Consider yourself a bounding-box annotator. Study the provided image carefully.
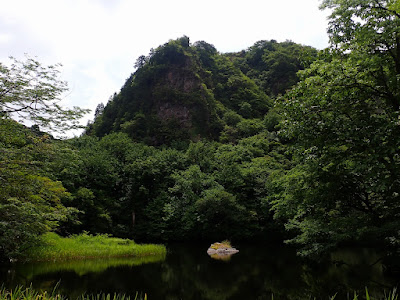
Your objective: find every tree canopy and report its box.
[0,56,89,261]
[0,56,89,133]
[270,0,400,255]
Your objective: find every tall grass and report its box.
[0,285,147,300]
[25,232,166,261]
[1,286,398,300]
[0,285,63,300]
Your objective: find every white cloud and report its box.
[0,33,13,44]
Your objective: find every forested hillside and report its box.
[86,37,315,145]
[77,37,315,242]
[66,38,312,242]
[1,0,399,262]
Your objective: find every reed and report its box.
[328,288,397,300]
[78,292,146,300]
[0,285,63,300]
[25,232,166,261]
[0,285,147,300]
[0,285,397,300]
[270,288,398,300]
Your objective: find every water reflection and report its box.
[208,253,235,261]
[14,254,167,279]
[0,244,398,300]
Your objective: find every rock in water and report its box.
[207,242,239,259]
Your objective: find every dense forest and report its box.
[1,0,400,262]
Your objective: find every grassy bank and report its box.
[25,232,166,261]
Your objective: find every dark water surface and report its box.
[1,243,399,299]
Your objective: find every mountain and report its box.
[87,36,317,145]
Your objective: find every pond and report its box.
[1,243,399,299]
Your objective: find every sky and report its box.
[0,0,330,137]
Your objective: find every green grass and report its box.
[329,288,398,300]
[0,285,63,300]
[0,285,147,300]
[25,232,166,261]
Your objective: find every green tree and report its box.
[0,56,89,261]
[230,40,318,96]
[194,187,248,240]
[124,146,188,240]
[273,0,400,255]
[0,56,89,133]
[0,119,77,260]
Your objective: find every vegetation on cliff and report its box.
[86,36,313,145]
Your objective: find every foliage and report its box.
[5,17,400,261]
[76,37,305,245]
[229,40,318,96]
[0,119,77,261]
[0,56,89,133]
[272,0,400,255]
[88,37,297,144]
[88,38,225,144]
[73,38,299,245]
[50,127,289,243]
[0,55,89,261]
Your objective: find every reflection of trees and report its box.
[2,244,395,299]
[159,244,312,300]
[274,248,391,300]
[159,244,253,300]
[157,245,393,300]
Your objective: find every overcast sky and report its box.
[0,0,330,136]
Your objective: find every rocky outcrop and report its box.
[207,247,239,255]
[157,103,192,128]
[207,242,239,259]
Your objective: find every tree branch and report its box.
[372,0,400,19]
